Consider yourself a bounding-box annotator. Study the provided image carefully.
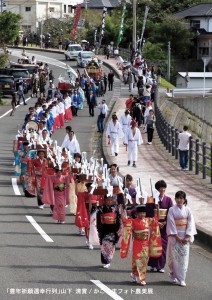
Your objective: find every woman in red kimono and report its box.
[42,167,70,223]
[120,205,162,286]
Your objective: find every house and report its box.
[4,0,84,33]
[173,3,212,60]
[176,72,212,88]
[81,0,120,10]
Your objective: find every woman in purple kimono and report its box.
[148,180,173,272]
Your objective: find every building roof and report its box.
[173,3,212,18]
[178,72,212,78]
[81,0,120,9]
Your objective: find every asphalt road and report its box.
[0,50,211,300]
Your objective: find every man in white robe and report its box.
[61,131,80,156]
[106,113,124,156]
[124,119,143,167]
[120,109,132,143]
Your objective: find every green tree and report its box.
[0,11,21,47]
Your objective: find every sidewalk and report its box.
[100,56,212,249]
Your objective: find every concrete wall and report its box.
[176,76,212,88]
[158,95,212,143]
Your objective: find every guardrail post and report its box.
[171,126,175,156]
[202,142,206,179]
[166,122,169,150]
[195,139,199,175]
[189,136,193,171]
[175,129,179,159]
[211,145,212,184]
[168,125,171,153]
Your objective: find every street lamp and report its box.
[201,57,210,98]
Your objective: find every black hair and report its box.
[74,152,82,162]
[155,180,167,191]
[183,125,188,131]
[109,164,119,172]
[66,126,72,132]
[125,174,133,181]
[175,190,187,206]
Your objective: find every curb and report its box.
[196,226,212,249]
[9,45,63,55]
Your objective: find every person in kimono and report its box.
[108,164,124,204]
[64,93,73,122]
[120,204,162,286]
[96,195,121,269]
[106,112,124,156]
[124,119,143,167]
[42,167,70,223]
[166,190,197,287]
[29,149,47,208]
[120,109,132,144]
[148,180,173,273]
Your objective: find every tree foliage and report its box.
[0,11,21,47]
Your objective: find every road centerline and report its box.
[11,178,21,195]
[26,215,54,243]
[0,97,31,119]
[90,280,124,300]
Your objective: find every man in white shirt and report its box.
[178,126,191,170]
[97,100,108,133]
[61,131,80,156]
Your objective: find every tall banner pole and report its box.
[117,3,126,46]
[72,4,82,38]
[99,7,107,49]
[139,5,149,51]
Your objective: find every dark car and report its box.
[0,68,30,91]
[10,63,39,75]
[0,75,16,95]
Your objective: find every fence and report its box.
[154,95,212,183]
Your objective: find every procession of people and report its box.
[12,52,197,289]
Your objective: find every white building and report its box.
[5,0,84,33]
[176,72,212,88]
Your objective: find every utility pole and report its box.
[133,0,137,51]
[167,41,171,82]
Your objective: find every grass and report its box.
[159,78,175,89]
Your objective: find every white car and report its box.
[64,44,83,60]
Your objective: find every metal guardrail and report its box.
[154,94,212,183]
[171,88,212,97]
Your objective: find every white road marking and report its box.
[26,215,54,243]
[90,280,124,300]
[11,178,21,195]
[0,97,31,119]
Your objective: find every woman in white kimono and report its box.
[120,109,132,144]
[166,191,197,287]
[124,119,143,167]
[106,113,124,156]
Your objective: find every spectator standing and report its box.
[156,66,162,83]
[145,109,156,144]
[17,82,27,105]
[108,70,114,91]
[97,100,108,133]
[178,126,191,171]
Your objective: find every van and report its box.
[64,44,83,60]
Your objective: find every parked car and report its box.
[0,75,16,95]
[10,63,39,75]
[77,51,96,67]
[64,44,83,60]
[0,68,30,91]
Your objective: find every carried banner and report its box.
[117,3,126,46]
[99,7,107,47]
[138,6,150,50]
[72,4,82,38]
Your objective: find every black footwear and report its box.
[24,103,27,105]
[115,152,118,156]
[132,163,136,168]
[128,161,130,166]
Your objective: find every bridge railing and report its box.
[154,93,212,183]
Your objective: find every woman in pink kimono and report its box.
[42,167,70,223]
[166,191,197,287]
